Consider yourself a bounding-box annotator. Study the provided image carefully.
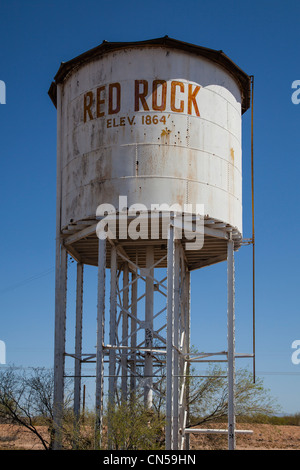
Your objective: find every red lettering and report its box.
[152,80,167,111]
[188,84,200,116]
[135,80,149,111]
[96,86,105,118]
[83,91,94,122]
[108,83,121,115]
[170,81,184,113]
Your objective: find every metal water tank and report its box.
[49,37,250,267]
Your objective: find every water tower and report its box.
[49,37,253,450]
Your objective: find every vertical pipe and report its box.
[121,262,129,403]
[251,75,256,383]
[74,262,83,421]
[144,246,154,408]
[82,384,86,422]
[227,238,236,450]
[95,238,106,447]
[166,223,175,450]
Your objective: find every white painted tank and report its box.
[49,37,250,240]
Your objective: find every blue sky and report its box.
[0,0,300,414]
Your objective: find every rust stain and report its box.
[230,147,235,162]
[161,127,171,137]
[161,127,172,147]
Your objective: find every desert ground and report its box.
[188,422,300,450]
[1,423,300,450]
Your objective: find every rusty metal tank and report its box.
[49,37,250,267]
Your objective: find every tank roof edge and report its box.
[48,36,251,113]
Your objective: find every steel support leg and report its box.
[121,262,129,403]
[173,241,180,449]
[95,238,106,447]
[179,257,190,451]
[107,244,117,449]
[130,270,137,401]
[166,224,175,450]
[53,243,68,450]
[144,246,154,408]
[227,238,236,450]
[184,270,191,451]
[108,245,117,407]
[73,262,83,448]
[74,262,83,421]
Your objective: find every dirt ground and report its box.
[0,424,49,450]
[1,423,300,450]
[188,422,300,450]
